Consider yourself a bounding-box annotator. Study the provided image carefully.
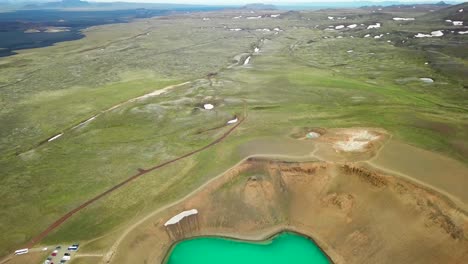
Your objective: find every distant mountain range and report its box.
[0,0,465,11]
[1,0,230,10]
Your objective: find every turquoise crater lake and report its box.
[165,232,331,264]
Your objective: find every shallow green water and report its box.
[166,232,330,264]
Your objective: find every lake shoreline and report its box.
[161,228,337,264]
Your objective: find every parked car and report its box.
[55,246,61,250]
[64,253,70,256]
[51,252,57,257]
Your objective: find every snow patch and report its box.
[328,16,334,20]
[335,25,345,29]
[415,31,443,38]
[393,17,415,21]
[415,33,432,38]
[347,24,357,28]
[419,78,434,83]
[452,21,463,26]
[227,117,238,124]
[164,209,198,226]
[203,104,214,110]
[367,23,381,29]
[48,133,63,142]
[458,31,468,35]
[244,56,251,65]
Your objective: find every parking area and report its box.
[43,244,79,264]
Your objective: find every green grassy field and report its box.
[0,4,467,259]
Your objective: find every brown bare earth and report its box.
[109,156,468,264]
[7,127,467,264]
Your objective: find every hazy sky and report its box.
[87,0,444,5]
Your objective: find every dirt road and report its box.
[24,116,245,250]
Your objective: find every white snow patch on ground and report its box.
[415,31,443,38]
[72,115,97,129]
[347,24,357,28]
[393,17,415,21]
[271,14,281,18]
[230,28,242,31]
[48,133,63,142]
[334,130,380,152]
[244,56,251,65]
[364,34,371,38]
[367,23,381,29]
[164,209,198,226]
[374,34,383,39]
[347,50,353,53]
[335,25,345,29]
[459,31,468,35]
[445,19,452,22]
[459,8,464,12]
[420,78,434,83]
[254,47,260,53]
[328,16,334,20]
[453,21,463,26]
[415,33,432,38]
[247,16,261,20]
[227,117,238,124]
[203,104,214,110]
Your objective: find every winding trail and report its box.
[24,115,245,250]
